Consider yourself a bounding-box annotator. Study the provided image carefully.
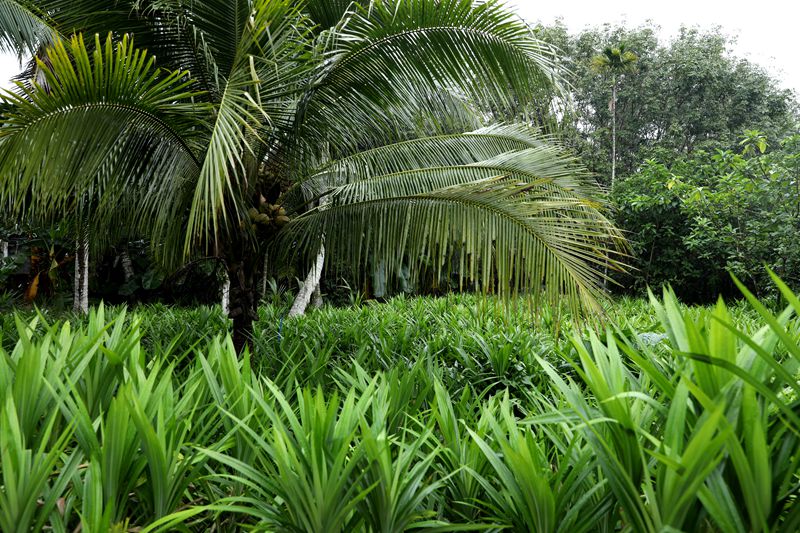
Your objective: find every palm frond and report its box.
[138,0,254,88]
[322,149,598,207]
[0,0,57,57]
[299,0,565,155]
[279,176,626,314]
[304,0,357,31]
[591,43,638,75]
[3,0,147,56]
[300,124,557,188]
[290,125,600,220]
[296,86,487,165]
[0,33,205,256]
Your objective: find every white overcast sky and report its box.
[0,1,797,94]
[509,0,799,94]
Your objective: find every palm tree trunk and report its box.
[288,243,325,318]
[611,76,617,188]
[73,231,89,314]
[603,76,618,290]
[221,267,231,316]
[373,259,388,298]
[225,257,259,352]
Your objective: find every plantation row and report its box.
[1,277,799,532]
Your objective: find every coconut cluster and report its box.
[243,197,290,231]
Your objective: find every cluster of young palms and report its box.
[0,0,626,342]
[1,272,798,531]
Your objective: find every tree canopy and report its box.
[537,22,798,183]
[0,0,626,334]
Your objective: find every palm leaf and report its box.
[298,124,558,189]
[318,147,600,206]
[299,0,565,156]
[280,176,625,314]
[304,0,357,31]
[0,0,57,57]
[0,34,205,257]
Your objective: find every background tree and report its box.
[533,21,798,299]
[536,22,797,183]
[0,0,626,346]
[591,42,638,186]
[611,132,800,300]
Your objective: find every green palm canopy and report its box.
[591,43,638,75]
[0,0,627,338]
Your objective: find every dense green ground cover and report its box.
[1,282,798,531]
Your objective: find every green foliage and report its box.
[612,133,800,300]
[536,22,797,183]
[3,276,799,531]
[1,303,230,352]
[0,0,56,57]
[0,0,626,322]
[590,43,638,76]
[253,294,570,396]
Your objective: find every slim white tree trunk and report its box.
[1,240,7,259]
[311,284,323,309]
[260,252,269,300]
[221,268,231,316]
[611,76,617,188]
[603,77,618,290]
[73,242,79,311]
[73,232,89,314]
[288,244,325,318]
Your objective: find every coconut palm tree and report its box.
[0,0,626,345]
[591,42,638,187]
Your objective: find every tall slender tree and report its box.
[591,42,638,186]
[0,0,626,346]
